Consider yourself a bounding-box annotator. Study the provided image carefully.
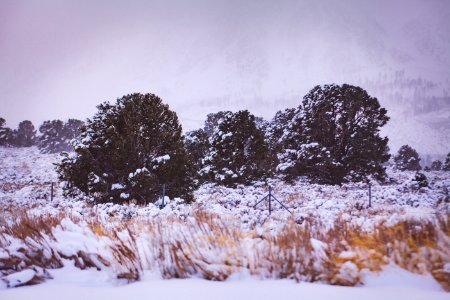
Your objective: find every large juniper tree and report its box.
[38,119,84,153]
[56,93,194,204]
[38,120,65,153]
[14,120,37,147]
[394,145,422,171]
[200,110,272,186]
[277,84,390,184]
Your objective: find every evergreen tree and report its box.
[200,110,272,187]
[38,120,65,153]
[394,145,422,171]
[184,129,209,178]
[0,117,12,146]
[443,153,450,171]
[430,160,442,171]
[38,119,85,153]
[265,108,295,162]
[204,111,229,138]
[277,84,390,184]
[56,93,194,204]
[63,119,85,142]
[14,120,37,147]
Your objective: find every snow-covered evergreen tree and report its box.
[443,152,450,171]
[184,128,209,181]
[394,145,422,171]
[64,119,85,142]
[38,119,84,154]
[0,117,12,146]
[38,120,65,153]
[430,160,442,171]
[13,120,37,147]
[204,111,229,138]
[56,93,194,204]
[277,84,390,184]
[200,110,272,186]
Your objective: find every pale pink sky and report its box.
[1,0,449,138]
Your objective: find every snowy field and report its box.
[1,263,448,300]
[0,147,449,298]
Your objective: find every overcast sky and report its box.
[1,0,449,141]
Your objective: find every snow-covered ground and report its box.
[0,147,449,298]
[1,147,448,229]
[1,262,448,300]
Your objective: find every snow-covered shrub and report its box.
[276,84,390,184]
[56,93,194,204]
[394,145,422,171]
[414,172,429,189]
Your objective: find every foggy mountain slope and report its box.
[169,0,450,156]
[0,0,449,156]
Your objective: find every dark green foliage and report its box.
[38,119,84,154]
[38,120,65,153]
[265,108,295,167]
[430,160,442,171]
[394,145,422,171]
[204,111,229,138]
[200,110,272,187]
[184,129,209,179]
[443,153,450,171]
[64,119,85,141]
[277,84,390,184]
[0,117,12,146]
[56,93,194,204]
[414,172,428,189]
[13,120,37,147]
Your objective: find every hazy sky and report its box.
[1,0,449,144]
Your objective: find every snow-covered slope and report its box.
[1,147,448,229]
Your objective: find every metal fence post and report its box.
[50,182,54,202]
[162,183,166,207]
[368,184,372,208]
[268,186,272,215]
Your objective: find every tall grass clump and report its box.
[1,207,449,290]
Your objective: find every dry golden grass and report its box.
[1,207,449,290]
